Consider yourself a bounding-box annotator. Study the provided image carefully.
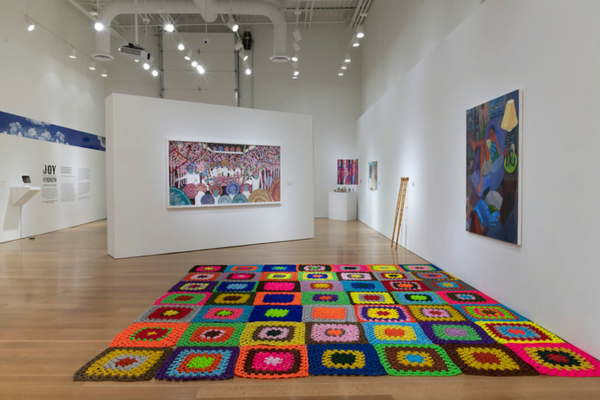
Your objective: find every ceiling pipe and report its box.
[94,0,288,62]
[192,0,288,61]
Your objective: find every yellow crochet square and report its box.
[322,349,366,370]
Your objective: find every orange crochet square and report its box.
[109,323,189,347]
[312,307,347,320]
[235,345,309,379]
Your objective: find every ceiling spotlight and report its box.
[344,52,351,63]
[293,28,302,42]
[243,61,251,76]
[227,15,239,32]
[25,16,35,31]
[89,61,96,70]
[143,62,150,70]
[239,50,248,61]
[233,41,244,52]
[292,76,298,80]
[164,23,175,33]
[292,42,300,52]
[101,68,108,77]
[341,65,347,70]
[191,60,198,68]
[293,70,299,77]
[356,26,365,39]
[196,65,205,74]
[291,52,299,62]
[184,50,192,61]
[152,69,159,77]
[94,21,104,31]
[177,43,185,51]
[69,47,77,59]
[338,71,344,76]
[351,37,360,47]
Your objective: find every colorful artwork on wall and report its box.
[337,159,358,185]
[168,141,281,207]
[369,161,378,190]
[466,90,521,244]
[0,110,105,151]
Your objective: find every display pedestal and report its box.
[328,192,357,221]
[11,186,41,206]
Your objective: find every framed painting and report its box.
[466,90,522,244]
[369,161,378,190]
[337,159,358,185]
[168,140,281,207]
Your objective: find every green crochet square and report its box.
[301,291,350,305]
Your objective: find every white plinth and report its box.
[11,186,41,206]
[328,192,357,221]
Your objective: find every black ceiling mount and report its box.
[242,31,253,51]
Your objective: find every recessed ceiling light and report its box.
[177,43,185,51]
[151,69,159,77]
[94,21,104,31]
[356,26,364,39]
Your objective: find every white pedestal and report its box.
[11,186,41,206]
[328,192,357,221]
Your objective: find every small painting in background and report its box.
[337,159,358,185]
[466,89,521,244]
[369,161,378,190]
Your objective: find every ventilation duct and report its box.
[93,0,288,62]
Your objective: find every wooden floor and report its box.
[1,219,599,399]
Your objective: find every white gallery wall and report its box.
[357,0,600,358]
[0,0,107,243]
[250,24,361,217]
[107,93,314,258]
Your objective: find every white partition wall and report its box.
[106,94,314,258]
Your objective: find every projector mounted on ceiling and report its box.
[118,43,153,63]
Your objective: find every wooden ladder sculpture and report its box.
[391,177,409,249]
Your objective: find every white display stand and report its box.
[328,192,358,221]
[11,186,41,206]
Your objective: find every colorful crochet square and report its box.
[135,306,201,323]
[249,306,304,322]
[363,322,431,345]
[401,264,441,272]
[420,321,496,345]
[308,344,386,376]
[219,272,261,281]
[413,271,457,280]
[354,305,416,323]
[169,281,218,293]
[155,347,239,380]
[374,344,461,376]
[349,292,396,305]
[392,291,445,305]
[337,272,375,281]
[225,265,263,272]
[301,291,350,305]
[73,347,172,381]
[177,323,245,347]
[254,292,302,306]
[341,281,386,292]
[305,322,367,345]
[154,292,210,306]
[214,281,257,292]
[374,272,415,281]
[188,265,226,273]
[442,344,539,376]
[504,343,600,377]
[300,280,344,292]
[476,321,564,344]
[437,290,498,305]
[192,306,252,323]
[303,305,357,322]
[206,292,256,306]
[263,264,297,272]
[369,264,401,272]
[408,305,466,322]
[332,264,371,272]
[259,272,299,281]
[298,264,333,272]
[256,281,301,292]
[456,304,526,322]
[235,345,309,379]
[381,280,430,292]
[425,279,476,291]
[298,272,337,281]
[110,323,189,347]
[239,321,305,346]
[182,272,220,281]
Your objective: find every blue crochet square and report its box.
[263,264,297,272]
[214,281,257,292]
[341,281,386,292]
[248,306,303,322]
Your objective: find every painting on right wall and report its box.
[466,90,522,245]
